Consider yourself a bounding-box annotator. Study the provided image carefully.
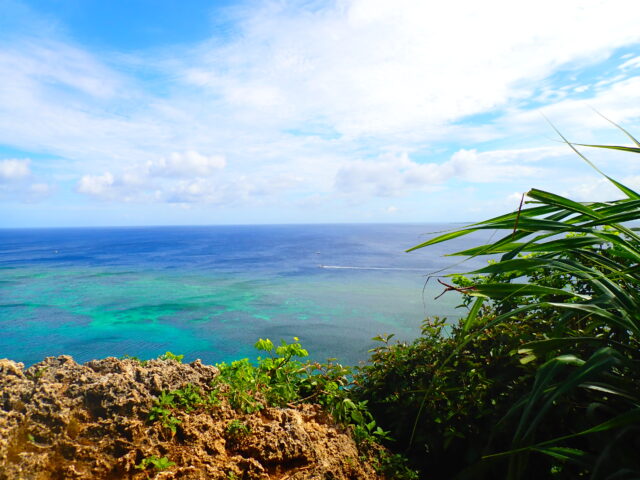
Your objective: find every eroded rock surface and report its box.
[0,356,381,479]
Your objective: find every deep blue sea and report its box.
[0,224,488,367]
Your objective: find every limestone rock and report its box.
[0,356,381,479]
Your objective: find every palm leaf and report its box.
[407,126,640,477]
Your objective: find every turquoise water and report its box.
[0,224,485,366]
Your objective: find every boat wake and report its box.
[319,265,425,271]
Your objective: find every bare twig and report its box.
[434,278,477,300]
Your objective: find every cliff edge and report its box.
[0,356,383,479]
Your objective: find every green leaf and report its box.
[592,110,640,147]
[526,188,601,219]
[531,446,587,463]
[406,228,476,252]
[462,297,484,333]
[471,283,589,300]
[574,143,640,154]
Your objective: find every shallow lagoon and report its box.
[0,224,488,366]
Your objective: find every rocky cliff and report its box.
[0,356,383,479]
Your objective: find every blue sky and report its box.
[1,0,640,227]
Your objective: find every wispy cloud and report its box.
[0,0,639,225]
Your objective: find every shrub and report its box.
[212,337,354,414]
[214,337,419,479]
[355,317,542,477]
[356,124,640,478]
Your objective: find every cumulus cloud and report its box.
[2,0,640,222]
[0,159,30,181]
[164,178,226,204]
[77,172,114,196]
[147,151,226,178]
[0,158,54,202]
[335,154,448,197]
[144,172,304,206]
[76,150,229,202]
[335,147,554,197]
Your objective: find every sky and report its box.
[1,0,640,227]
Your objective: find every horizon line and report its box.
[0,220,475,230]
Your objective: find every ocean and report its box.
[0,224,489,367]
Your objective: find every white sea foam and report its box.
[319,265,425,271]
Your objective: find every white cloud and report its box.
[147,151,226,178]
[506,192,526,204]
[335,147,554,197]
[1,0,640,222]
[449,149,545,183]
[0,159,54,202]
[335,153,450,197]
[0,159,30,181]
[0,39,125,100]
[75,150,228,201]
[178,0,640,138]
[619,56,640,70]
[77,172,114,196]
[563,176,640,202]
[499,76,640,139]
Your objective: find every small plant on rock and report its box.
[213,337,419,477]
[148,383,219,432]
[172,383,204,412]
[158,351,184,363]
[225,419,251,441]
[148,391,181,433]
[135,455,175,472]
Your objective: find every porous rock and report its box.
[0,356,381,479]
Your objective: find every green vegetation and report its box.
[158,351,184,363]
[25,366,47,381]
[371,451,420,480]
[135,455,175,472]
[148,391,181,433]
[214,338,418,478]
[225,419,251,441]
[148,384,217,433]
[121,351,184,366]
[171,383,206,412]
[143,337,418,479]
[141,128,640,478]
[354,124,640,478]
[213,337,354,415]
